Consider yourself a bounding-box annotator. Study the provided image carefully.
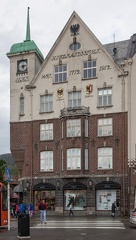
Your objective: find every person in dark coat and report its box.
[111,201,116,217]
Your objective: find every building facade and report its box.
[7,9,133,215]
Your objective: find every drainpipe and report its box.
[122,76,125,215]
[30,89,33,203]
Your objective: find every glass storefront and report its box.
[64,189,87,210]
[34,190,55,210]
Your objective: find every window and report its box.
[98,118,112,136]
[67,119,81,137]
[40,151,53,171]
[20,94,24,115]
[40,95,53,112]
[83,60,96,79]
[98,148,113,169]
[69,42,81,50]
[67,148,81,170]
[68,91,81,108]
[85,119,88,137]
[54,64,67,83]
[98,88,112,107]
[40,123,53,140]
[85,149,88,170]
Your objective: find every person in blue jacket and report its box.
[20,201,27,213]
[28,202,34,218]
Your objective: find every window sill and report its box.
[39,111,54,114]
[97,105,113,109]
[53,81,68,84]
[82,77,97,81]
[19,114,25,117]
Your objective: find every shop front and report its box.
[33,183,55,211]
[95,181,121,212]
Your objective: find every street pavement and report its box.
[0,214,129,240]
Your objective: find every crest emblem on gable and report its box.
[86,84,93,94]
[70,24,80,36]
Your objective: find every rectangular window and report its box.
[98,148,113,169]
[67,119,81,137]
[68,91,81,108]
[40,151,53,171]
[83,60,96,79]
[98,88,112,107]
[98,118,112,136]
[67,148,81,170]
[54,64,67,83]
[40,123,53,140]
[20,96,24,115]
[85,119,88,137]
[40,95,53,112]
[85,149,88,170]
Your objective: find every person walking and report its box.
[28,202,34,218]
[20,201,27,213]
[38,199,48,224]
[111,201,116,217]
[69,203,74,216]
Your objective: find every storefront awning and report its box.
[13,184,23,193]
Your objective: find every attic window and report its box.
[69,42,81,51]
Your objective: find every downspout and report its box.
[30,89,33,203]
[122,75,125,215]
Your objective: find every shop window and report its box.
[64,189,87,211]
[34,190,55,211]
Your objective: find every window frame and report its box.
[83,60,96,79]
[40,151,53,172]
[67,148,81,170]
[67,119,81,137]
[40,123,53,141]
[54,64,67,83]
[98,118,112,136]
[98,147,113,170]
[68,91,81,108]
[98,88,112,107]
[40,94,53,113]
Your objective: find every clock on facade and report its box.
[17,60,27,72]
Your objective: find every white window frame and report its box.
[68,91,81,108]
[98,88,112,107]
[40,151,53,171]
[67,148,81,170]
[98,118,112,136]
[85,149,88,170]
[40,123,53,141]
[54,64,67,83]
[40,95,53,112]
[98,147,113,169]
[67,119,81,137]
[83,60,96,79]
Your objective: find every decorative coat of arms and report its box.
[70,24,80,36]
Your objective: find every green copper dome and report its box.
[7,7,44,60]
[8,40,44,60]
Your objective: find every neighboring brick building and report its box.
[7,9,136,215]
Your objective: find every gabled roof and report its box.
[29,11,124,86]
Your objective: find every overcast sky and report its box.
[0,0,136,154]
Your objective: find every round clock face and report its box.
[18,60,27,72]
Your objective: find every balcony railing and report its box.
[60,106,90,117]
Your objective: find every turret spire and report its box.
[25,7,31,42]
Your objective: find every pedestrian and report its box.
[111,201,116,217]
[28,202,34,218]
[38,199,48,224]
[15,203,20,218]
[20,201,27,213]
[69,203,74,216]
